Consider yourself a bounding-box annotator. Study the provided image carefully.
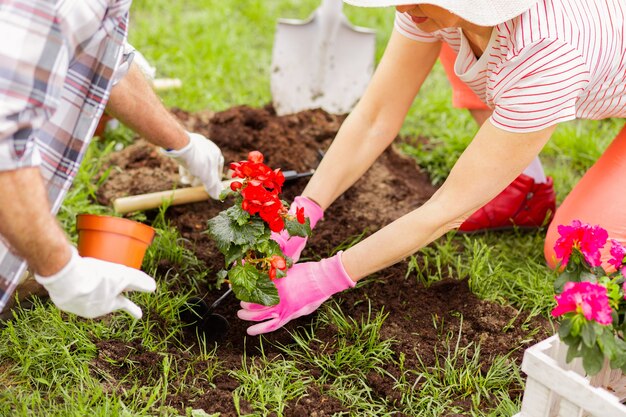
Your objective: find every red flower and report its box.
[240,183,286,232]
[241,184,276,215]
[229,156,284,195]
[248,151,264,164]
[296,207,306,224]
[267,215,285,233]
[230,181,242,191]
[268,255,287,281]
[269,255,287,270]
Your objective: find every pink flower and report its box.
[552,281,613,325]
[608,239,626,270]
[554,220,608,267]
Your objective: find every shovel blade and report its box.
[271,14,376,116]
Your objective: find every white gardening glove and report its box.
[162,132,225,199]
[34,247,157,319]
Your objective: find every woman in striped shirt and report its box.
[238,0,626,335]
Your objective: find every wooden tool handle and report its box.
[113,178,241,214]
[151,78,183,91]
[113,186,210,214]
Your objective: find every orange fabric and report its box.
[544,124,626,270]
[439,43,490,110]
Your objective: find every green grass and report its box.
[1,0,624,415]
[231,351,312,416]
[128,0,395,111]
[395,321,524,416]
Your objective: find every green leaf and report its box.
[229,263,260,293]
[224,244,248,266]
[230,217,267,247]
[207,208,268,255]
[284,217,311,238]
[558,318,574,338]
[598,329,617,359]
[226,202,251,226]
[607,281,621,302]
[218,188,234,201]
[581,343,604,376]
[570,314,584,337]
[611,355,626,369]
[565,340,582,363]
[580,271,599,283]
[247,277,280,306]
[228,263,279,306]
[581,322,597,348]
[590,265,607,278]
[610,339,626,369]
[554,272,573,292]
[615,335,626,350]
[254,238,283,257]
[216,269,228,287]
[207,211,237,252]
[561,333,580,347]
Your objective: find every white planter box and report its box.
[514,335,626,417]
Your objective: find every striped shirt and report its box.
[0,0,131,310]
[395,0,626,132]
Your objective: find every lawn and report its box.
[0,1,624,416]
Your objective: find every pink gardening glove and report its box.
[237,252,355,336]
[271,196,324,263]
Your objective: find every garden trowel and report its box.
[270,0,376,116]
[112,169,314,214]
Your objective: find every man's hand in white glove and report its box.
[162,132,225,199]
[34,247,157,319]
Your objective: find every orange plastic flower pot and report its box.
[76,214,155,269]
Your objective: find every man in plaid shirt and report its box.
[0,1,224,319]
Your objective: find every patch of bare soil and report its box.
[95,105,551,415]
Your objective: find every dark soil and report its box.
[95,105,552,416]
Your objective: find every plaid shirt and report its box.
[0,0,132,310]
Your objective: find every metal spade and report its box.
[270,0,376,116]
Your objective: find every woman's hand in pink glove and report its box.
[237,251,355,336]
[271,196,323,263]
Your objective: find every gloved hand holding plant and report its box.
[207,151,312,306]
[237,252,356,335]
[270,195,324,263]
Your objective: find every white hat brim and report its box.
[343,0,541,26]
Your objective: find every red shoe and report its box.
[458,174,556,233]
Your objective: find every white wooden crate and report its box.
[514,335,626,417]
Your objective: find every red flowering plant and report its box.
[551,220,626,375]
[206,151,311,306]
